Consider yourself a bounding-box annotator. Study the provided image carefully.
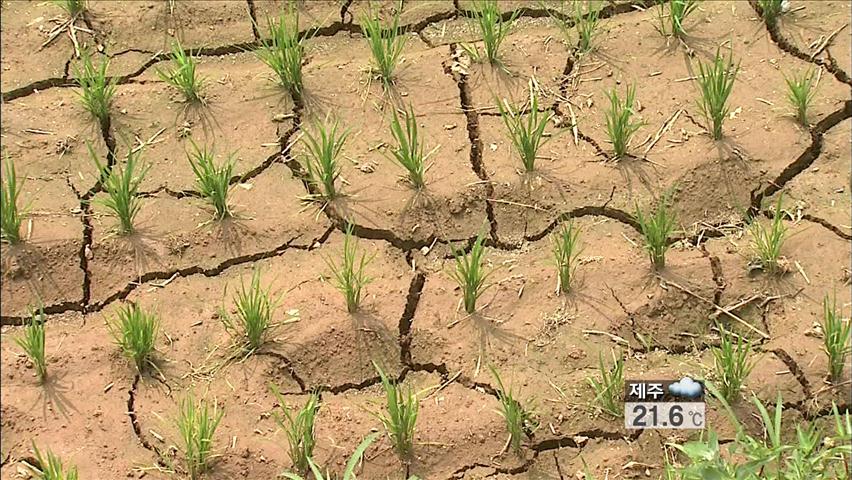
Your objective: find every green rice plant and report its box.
[634,194,676,270]
[281,432,380,480]
[361,6,408,88]
[15,307,47,383]
[1,156,24,244]
[497,81,553,173]
[157,41,206,104]
[694,47,739,140]
[106,302,159,373]
[187,141,234,220]
[587,350,623,417]
[270,385,319,475]
[822,294,851,384]
[74,48,116,128]
[656,0,699,39]
[90,144,149,235]
[461,0,520,66]
[603,84,643,159]
[552,221,581,294]
[490,366,537,455]
[373,362,418,459]
[177,393,224,480]
[388,105,433,190]
[572,1,602,53]
[28,442,78,480]
[302,119,349,203]
[757,0,785,23]
[256,8,307,101]
[711,325,755,403]
[749,194,787,275]
[220,270,280,353]
[51,0,86,17]
[783,68,818,126]
[450,232,494,315]
[325,224,375,313]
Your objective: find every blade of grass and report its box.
[187,140,234,220]
[552,221,582,294]
[1,155,24,244]
[373,362,418,459]
[822,294,851,384]
[749,194,787,275]
[90,143,149,235]
[256,6,308,102]
[177,393,224,480]
[695,47,739,140]
[634,193,676,270]
[324,224,375,313]
[74,48,116,129]
[450,232,494,314]
[30,442,79,480]
[15,306,47,383]
[711,325,755,403]
[270,384,319,475]
[497,80,553,173]
[587,350,624,417]
[604,84,643,159]
[461,0,519,66]
[107,302,159,373]
[220,269,281,353]
[783,68,817,126]
[656,0,699,39]
[361,4,408,89]
[490,365,537,455]
[387,104,431,190]
[302,119,349,203]
[157,41,206,104]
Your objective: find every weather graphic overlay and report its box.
[624,377,706,429]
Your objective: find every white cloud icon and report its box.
[668,377,703,399]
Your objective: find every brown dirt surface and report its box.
[1,1,850,479]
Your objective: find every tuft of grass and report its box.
[51,0,86,17]
[388,104,433,190]
[361,6,408,89]
[603,84,642,159]
[302,119,349,203]
[695,47,739,140]
[587,350,624,417]
[106,302,159,373]
[256,8,307,101]
[490,366,537,456]
[325,224,375,313]
[74,48,116,128]
[552,221,582,294]
[757,0,785,22]
[656,0,699,39]
[783,68,818,126]
[270,385,319,475]
[1,156,24,244]
[157,41,206,104]
[177,393,224,480]
[711,325,755,403]
[462,0,520,66]
[90,144,149,235]
[450,232,493,315]
[749,195,787,275]
[634,194,677,270]
[822,294,851,384]
[15,307,47,383]
[187,141,234,220]
[281,432,381,480]
[497,81,553,173]
[29,442,78,480]
[573,0,602,53]
[220,270,281,353]
[374,362,418,459]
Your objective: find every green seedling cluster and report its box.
[388,105,432,190]
[587,350,624,417]
[757,0,785,22]
[822,294,851,384]
[157,42,206,104]
[635,194,677,270]
[52,0,86,17]
[282,433,380,480]
[29,442,79,480]
[91,144,149,235]
[271,385,319,475]
[302,119,349,203]
[783,68,817,126]
[1,157,24,244]
[497,81,553,173]
[604,84,642,159]
[749,195,787,275]
[490,366,537,456]
[107,302,159,373]
[550,1,602,53]
[177,394,224,480]
[187,141,235,220]
[711,326,755,403]
[361,7,408,89]
[552,221,581,294]
[695,47,739,140]
[656,0,699,39]
[74,49,117,128]
[220,270,281,353]
[450,232,493,315]
[325,224,375,313]
[462,0,519,66]
[15,307,47,383]
[374,362,418,459]
[257,8,308,101]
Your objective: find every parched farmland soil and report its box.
[1,1,851,479]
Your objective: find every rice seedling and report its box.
[490,366,537,456]
[461,0,520,66]
[694,47,739,140]
[450,232,493,315]
[177,393,224,480]
[106,302,159,373]
[256,7,307,101]
[783,68,818,126]
[28,442,78,480]
[187,141,234,220]
[749,195,787,275]
[270,384,319,475]
[220,270,281,353]
[15,307,47,383]
[302,119,349,203]
[656,0,699,40]
[497,81,553,173]
[325,224,375,313]
[74,48,116,128]
[587,350,623,417]
[822,294,851,384]
[552,221,582,294]
[361,6,408,89]
[373,362,418,458]
[634,194,676,270]
[281,432,380,480]
[566,0,602,53]
[388,105,434,190]
[157,41,206,104]
[90,143,149,235]
[51,0,86,17]
[757,0,785,23]
[1,156,24,244]
[711,325,755,403]
[603,84,643,159]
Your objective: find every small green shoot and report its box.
[497,81,553,173]
[74,49,116,128]
[281,432,381,480]
[749,195,787,275]
[29,442,79,480]
[711,325,755,403]
[634,194,677,270]
[187,141,234,220]
[656,0,699,40]
[51,0,86,17]
[90,144,149,235]
[822,294,851,384]
[325,224,375,313]
[177,393,224,480]
[388,105,433,190]
[462,0,520,66]
[1,156,24,244]
[757,0,785,23]
[270,385,319,475]
[15,307,47,383]
[568,0,602,53]
[361,6,408,89]
[450,232,493,315]
[302,119,349,203]
[490,366,537,455]
[552,221,581,294]
[374,362,418,459]
[256,8,307,101]
[604,84,642,159]
[587,350,624,417]
[783,68,818,126]
[157,41,206,104]
[107,303,159,373]
[695,47,739,140]
[220,270,281,353]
